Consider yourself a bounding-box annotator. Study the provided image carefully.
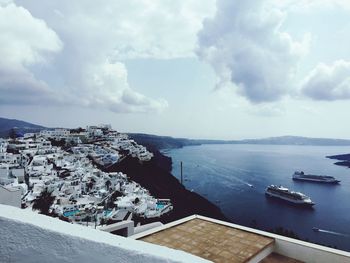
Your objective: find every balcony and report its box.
[132,215,350,263]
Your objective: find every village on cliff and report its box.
[0,125,173,228]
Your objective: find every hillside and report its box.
[106,154,228,224]
[0,117,46,138]
[238,136,350,146]
[128,133,200,151]
[129,133,350,151]
[2,117,350,146]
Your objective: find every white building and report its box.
[86,126,104,138]
[0,185,21,207]
[40,129,70,139]
[23,133,35,138]
[10,168,25,183]
[0,140,8,153]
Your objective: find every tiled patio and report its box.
[139,218,274,262]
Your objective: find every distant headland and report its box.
[327,154,350,168]
[2,117,350,147]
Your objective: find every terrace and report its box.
[132,215,350,263]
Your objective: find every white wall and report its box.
[0,205,209,263]
[0,186,21,208]
[274,239,350,263]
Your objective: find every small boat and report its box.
[312,227,320,232]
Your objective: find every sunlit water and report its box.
[165,144,350,251]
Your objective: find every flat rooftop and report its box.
[139,218,278,262]
[132,214,350,263]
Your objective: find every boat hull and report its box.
[293,177,340,184]
[265,192,315,207]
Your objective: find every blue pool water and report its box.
[104,210,112,216]
[166,144,350,251]
[63,210,79,217]
[156,204,165,210]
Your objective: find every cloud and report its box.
[276,0,350,12]
[0,2,63,105]
[247,104,285,117]
[302,60,350,101]
[197,0,308,103]
[2,0,215,113]
[78,61,168,112]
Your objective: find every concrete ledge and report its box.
[248,243,274,263]
[0,205,210,263]
[131,214,197,239]
[134,222,163,235]
[99,220,135,236]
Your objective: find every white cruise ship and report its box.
[293,171,340,184]
[265,185,315,206]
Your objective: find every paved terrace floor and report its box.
[140,218,278,263]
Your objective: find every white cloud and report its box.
[197,0,309,103]
[6,0,349,114]
[0,3,62,67]
[15,0,216,59]
[302,60,350,101]
[247,104,285,117]
[276,0,350,12]
[80,61,168,112]
[0,2,62,105]
[2,0,215,113]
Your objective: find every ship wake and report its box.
[317,229,350,237]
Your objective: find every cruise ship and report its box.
[293,171,340,184]
[265,185,315,206]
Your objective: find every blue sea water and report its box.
[165,144,350,251]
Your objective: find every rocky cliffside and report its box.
[107,151,228,224]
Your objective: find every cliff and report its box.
[0,117,46,138]
[106,151,228,225]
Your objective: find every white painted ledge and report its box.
[0,205,210,263]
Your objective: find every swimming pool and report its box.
[63,210,79,217]
[103,210,112,216]
[156,203,165,210]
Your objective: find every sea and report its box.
[164,144,350,251]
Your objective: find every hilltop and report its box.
[0,117,46,138]
[129,134,350,150]
[2,117,350,147]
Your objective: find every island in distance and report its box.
[327,154,350,168]
[3,117,350,148]
[129,133,350,170]
[128,133,350,149]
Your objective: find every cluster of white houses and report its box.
[0,125,172,227]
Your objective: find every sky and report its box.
[1,0,350,139]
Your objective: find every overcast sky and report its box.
[1,0,350,139]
